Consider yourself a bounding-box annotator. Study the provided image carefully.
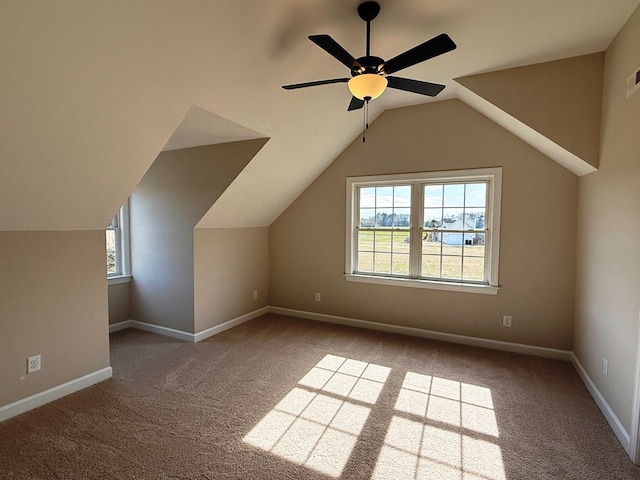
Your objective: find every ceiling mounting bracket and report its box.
[357,1,380,22]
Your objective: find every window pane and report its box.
[392,254,410,275]
[357,184,412,278]
[357,251,374,273]
[442,256,462,279]
[470,233,486,250]
[393,185,411,207]
[465,183,486,208]
[443,184,464,207]
[424,208,443,228]
[422,236,441,254]
[462,233,476,246]
[360,209,375,227]
[424,185,443,208]
[374,231,392,252]
[360,187,376,208]
[375,209,393,227]
[464,208,485,230]
[421,255,441,278]
[358,231,374,251]
[105,203,130,279]
[392,208,410,227]
[463,257,484,281]
[392,232,411,254]
[464,231,485,260]
[376,187,393,208]
[465,244,485,258]
[442,243,462,256]
[357,231,374,274]
[106,230,116,275]
[443,209,462,226]
[374,253,392,274]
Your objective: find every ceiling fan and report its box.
[282,1,457,111]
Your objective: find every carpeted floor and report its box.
[1,313,639,479]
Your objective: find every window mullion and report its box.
[115,223,122,275]
[120,199,131,277]
[353,186,361,274]
[409,182,422,278]
[483,181,492,284]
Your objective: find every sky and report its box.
[359,182,486,225]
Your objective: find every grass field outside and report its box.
[356,230,485,281]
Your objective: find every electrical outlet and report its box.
[315,292,321,302]
[502,315,512,327]
[603,358,608,376]
[27,355,41,374]
[253,290,258,300]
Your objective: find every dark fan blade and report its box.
[282,78,349,90]
[387,76,446,97]
[382,33,456,75]
[347,96,365,111]
[309,34,361,70]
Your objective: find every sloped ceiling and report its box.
[1,1,638,230]
[163,106,266,152]
[455,53,605,177]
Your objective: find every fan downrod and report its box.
[357,1,380,22]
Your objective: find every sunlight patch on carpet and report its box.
[243,354,390,478]
[373,372,505,480]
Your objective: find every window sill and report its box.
[344,273,499,295]
[108,275,132,286]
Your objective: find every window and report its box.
[345,168,501,294]
[106,200,131,282]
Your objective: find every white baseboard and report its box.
[110,307,269,343]
[0,367,112,423]
[270,307,572,361]
[194,306,269,342]
[570,353,631,456]
[109,320,133,333]
[110,319,192,341]
[127,320,195,342]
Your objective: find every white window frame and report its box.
[345,168,502,295]
[107,200,131,285]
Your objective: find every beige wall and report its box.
[108,282,131,325]
[0,231,110,407]
[194,228,269,333]
[574,5,640,433]
[457,53,604,169]
[270,99,577,350]
[130,140,267,333]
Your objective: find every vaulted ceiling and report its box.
[1,1,638,231]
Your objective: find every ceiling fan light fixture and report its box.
[348,74,387,100]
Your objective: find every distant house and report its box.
[442,218,477,245]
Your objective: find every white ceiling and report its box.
[1,1,638,230]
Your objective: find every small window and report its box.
[346,168,501,294]
[106,200,130,279]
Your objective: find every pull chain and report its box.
[362,97,371,143]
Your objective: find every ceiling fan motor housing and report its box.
[352,56,385,76]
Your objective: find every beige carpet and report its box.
[1,313,639,479]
